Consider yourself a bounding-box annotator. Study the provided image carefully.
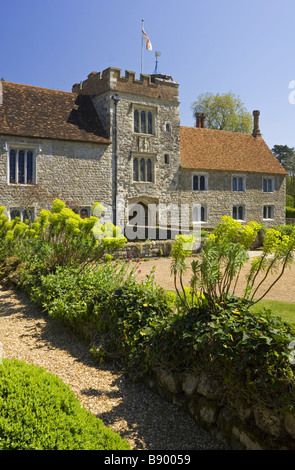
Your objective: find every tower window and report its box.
[134,109,139,133]
[133,156,154,183]
[133,107,154,135]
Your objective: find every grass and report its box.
[250,299,295,325]
[165,289,295,325]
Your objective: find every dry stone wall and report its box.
[132,368,295,450]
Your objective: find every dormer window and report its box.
[133,107,154,135]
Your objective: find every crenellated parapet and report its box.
[72,67,179,102]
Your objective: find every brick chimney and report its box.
[252,110,261,138]
[201,113,206,128]
[196,112,206,128]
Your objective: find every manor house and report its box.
[0,67,287,238]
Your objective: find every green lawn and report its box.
[250,299,295,325]
[166,290,295,325]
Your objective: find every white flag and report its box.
[142,27,152,51]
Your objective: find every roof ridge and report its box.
[180,125,253,137]
[1,80,75,95]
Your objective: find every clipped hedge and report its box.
[286,195,294,208]
[0,359,130,450]
[286,206,295,218]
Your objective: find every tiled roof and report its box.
[180,126,287,175]
[0,81,110,144]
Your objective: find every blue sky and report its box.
[1,0,295,150]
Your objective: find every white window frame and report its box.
[192,172,209,191]
[232,174,246,192]
[263,205,275,220]
[192,204,207,224]
[232,205,245,221]
[7,143,38,185]
[262,176,275,193]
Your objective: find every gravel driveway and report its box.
[0,284,227,450]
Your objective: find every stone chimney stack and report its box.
[201,113,206,128]
[196,112,206,128]
[252,110,262,138]
[196,112,202,128]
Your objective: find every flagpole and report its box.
[141,19,144,75]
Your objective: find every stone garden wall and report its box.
[131,368,295,450]
[113,240,174,259]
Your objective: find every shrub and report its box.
[0,200,126,274]
[100,276,172,368]
[27,261,137,327]
[0,359,130,450]
[286,194,294,208]
[172,217,295,314]
[274,224,295,236]
[145,296,295,411]
[286,206,295,218]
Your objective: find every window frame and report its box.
[133,105,156,136]
[232,204,245,221]
[192,204,207,224]
[232,174,246,192]
[132,154,155,183]
[164,154,169,165]
[7,144,37,185]
[192,172,209,191]
[9,207,35,223]
[262,176,275,193]
[263,205,275,220]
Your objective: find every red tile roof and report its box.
[0,81,110,144]
[180,126,287,175]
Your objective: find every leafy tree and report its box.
[272,144,295,169]
[272,145,295,203]
[191,91,252,133]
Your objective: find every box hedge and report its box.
[0,359,130,450]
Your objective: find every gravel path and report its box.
[135,252,295,302]
[0,284,227,450]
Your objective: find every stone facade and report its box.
[180,169,286,228]
[0,67,287,233]
[0,135,112,218]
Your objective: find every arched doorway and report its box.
[126,198,158,241]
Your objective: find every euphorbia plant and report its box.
[172,216,295,315]
[0,200,126,272]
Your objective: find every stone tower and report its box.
[73,67,181,237]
